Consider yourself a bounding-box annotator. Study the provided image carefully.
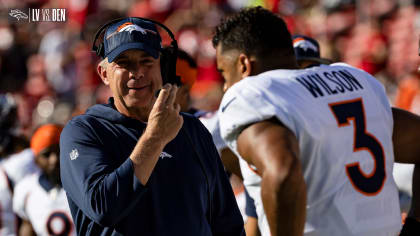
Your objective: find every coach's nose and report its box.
[130,62,146,80]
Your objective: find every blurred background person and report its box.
[0,93,38,235]
[0,165,15,235]
[13,124,75,236]
[0,94,28,159]
[244,188,260,236]
[0,93,39,193]
[292,34,331,68]
[174,49,199,114]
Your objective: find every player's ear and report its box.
[238,53,252,79]
[97,59,110,85]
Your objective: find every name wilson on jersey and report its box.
[296,69,364,98]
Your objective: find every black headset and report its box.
[92,17,181,86]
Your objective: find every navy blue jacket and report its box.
[60,99,244,235]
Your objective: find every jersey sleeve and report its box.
[13,176,32,220]
[1,149,39,185]
[199,112,227,153]
[218,79,296,155]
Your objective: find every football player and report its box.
[13,124,75,235]
[213,7,420,235]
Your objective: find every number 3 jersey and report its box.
[219,63,401,236]
[13,173,75,236]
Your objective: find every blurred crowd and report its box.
[1,0,420,140]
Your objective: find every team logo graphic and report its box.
[9,9,28,21]
[159,152,173,159]
[293,38,318,52]
[69,149,79,160]
[117,22,147,34]
[9,8,66,22]
[107,22,157,39]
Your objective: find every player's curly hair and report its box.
[212,6,294,58]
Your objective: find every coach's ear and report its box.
[238,53,252,79]
[97,59,110,85]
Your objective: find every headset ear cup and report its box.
[160,49,169,84]
[97,44,104,58]
[160,47,180,85]
[167,47,180,85]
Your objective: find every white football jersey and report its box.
[0,167,16,236]
[13,173,75,236]
[199,111,228,154]
[1,148,39,185]
[219,63,401,236]
[393,163,414,213]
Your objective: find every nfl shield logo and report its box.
[70,149,79,160]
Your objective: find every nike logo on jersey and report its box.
[221,97,237,112]
[159,152,173,159]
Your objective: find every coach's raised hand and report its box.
[146,83,184,145]
[129,84,183,185]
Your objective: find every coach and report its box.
[59,17,244,235]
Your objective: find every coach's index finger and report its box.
[156,84,172,109]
